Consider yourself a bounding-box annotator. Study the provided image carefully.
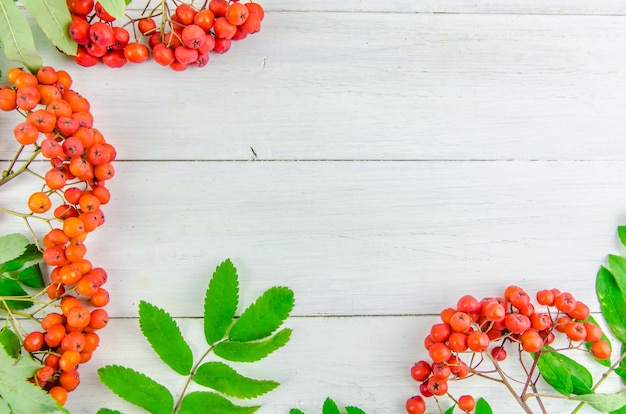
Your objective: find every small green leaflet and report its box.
[139,300,193,375]
[608,254,626,297]
[20,0,76,55]
[322,398,341,414]
[93,0,125,19]
[229,286,295,342]
[596,266,626,343]
[97,365,174,414]
[97,409,124,414]
[204,259,239,345]
[0,0,42,72]
[345,407,366,414]
[179,391,259,414]
[618,226,626,247]
[18,264,45,288]
[572,391,626,412]
[1,243,40,273]
[0,348,59,414]
[290,410,306,414]
[193,361,279,399]
[474,398,493,414]
[214,328,292,362]
[444,406,455,414]
[541,350,593,395]
[0,234,28,265]
[0,327,20,359]
[0,278,32,310]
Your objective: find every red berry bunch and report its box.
[406,286,610,414]
[1,66,115,406]
[67,0,265,70]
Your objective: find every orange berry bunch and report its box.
[405,286,610,414]
[67,0,264,70]
[1,66,115,406]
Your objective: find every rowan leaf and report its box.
[204,259,239,345]
[616,343,626,386]
[345,407,366,414]
[20,0,76,55]
[179,391,259,414]
[18,264,44,288]
[597,266,626,343]
[608,254,626,297]
[193,361,279,399]
[0,278,32,310]
[322,398,341,414]
[97,365,174,414]
[0,327,20,359]
[443,406,456,414]
[0,0,42,71]
[214,328,292,362]
[97,409,124,414]
[290,410,306,414]
[93,0,125,19]
[229,286,294,342]
[1,243,40,272]
[0,399,10,414]
[538,351,578,395]
[618,226,626,248]
[474,398,493,414]
[0,234,28,265]
[139,300,193,375]
[572,391,626,412]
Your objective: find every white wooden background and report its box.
[2,1,626,412]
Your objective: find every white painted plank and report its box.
[3,161,625,317]
[3,13,626,161]
[65,316,613,414]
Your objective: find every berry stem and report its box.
[0,146,40,188]
[486,350,536,414]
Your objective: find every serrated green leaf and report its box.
[0,234,28,265]
[97,365,174,414]
[0,348,59,414]
[0,0,42,71]
[322,398,340,414]
[608,255,626,296]
[474,398,493,414]
[618,226,626,248]
[179,391,259,414]
[214,328,292,362]
[0,327,20,359]
[193,361,279,399]
[0,278,32,310]
[444,406,456,414]
[289,410,305,414]
[345,406,367,414]
[204,259,239,345]
[1,244,40,272]
[597,266,626,343]
[18,264,44,288]
[229,286,294,342]
[97,409,124,414]
[537,351,580,395]
[584,315,612,367]
[572,391,626,412]
[93,0,125,19]
[20,0,76,55]
[138,300,193,375]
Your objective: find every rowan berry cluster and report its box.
[406,286,610,414]
[1,66,115,406]
[67,0,264,70]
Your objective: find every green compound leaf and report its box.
[597,266,626,343]
[1,244,41,273]
[20,0,76,55]
[0,0,42,72]
[179,391,259,414]
[18,264,44,288]
[96,409,124,414]
[322,398,341,414]
[0,234,28,265]
[474,398,493,414]
[618,226,626,248]
[214,328,292,362]
[345,407,366,414]
[0,278,32,311]
[98,365,174,414]
[584,315,612,367]
[194,361,279,399]
[139,300,193,375]
[93,0,125,19]
[229,286,294,342]
[0,348,59,414]
[204,259,239,345]
[0,327,20,359]
[572,391,626,412]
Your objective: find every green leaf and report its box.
[97,365,174,414]
[618,226,626,248]
[0,278,32,310]
[93,0,125,19]
[444,406,456,414]
[179,391,259,414]
[204,259,239,345]
[345,407,367,414]
[138,300,193,375]
[597,266,626,343]
[538,350,586,395]
[572,391,626,412]
[214,328,292,362]
[547,351,593,395]
[97,410,124,414]
[0,0,42,72]
[290,410,305,414]
[617,343,626,386]
[1,244,41,272]
[474,398,493,414]
[584,315,612,367]
[18,264,44,288]
[0,234,28,265]
[193,361,279,399]
[229,286,294,342]
[0,348,59,414]
[608,254,626,296]
[20,0,76,55]
[0,327,20,359]
[0,399,10,414]
[322,398,340,414]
